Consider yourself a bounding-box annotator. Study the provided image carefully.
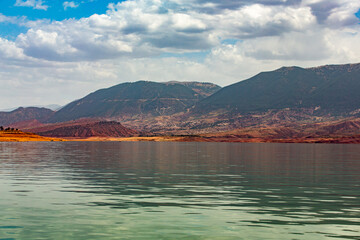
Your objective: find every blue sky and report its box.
[0,0,360,109]
[3,0,116,20]
[0,0,121,39]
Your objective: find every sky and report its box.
[0,0,360,109]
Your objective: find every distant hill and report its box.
[36,120,138,138]
[0,104,62,112]
[193,63,360,115]
[9,119,44,130]
[0,107,54,126]
[49,81,221,123]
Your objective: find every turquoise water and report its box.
[0,142,359,239]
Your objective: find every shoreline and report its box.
[34,136,360,144]
[1,132,360,144]
[0,131,65,142]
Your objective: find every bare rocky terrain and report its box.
[2,63,360,142]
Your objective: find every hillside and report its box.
[0,107,54,126]
[2,63,360,138]
[43,63,360,134]
[49,81,220,123]
[199,118,360,143]
[24,120,138,138]
[164,81,221,97]
[193,63,360,115]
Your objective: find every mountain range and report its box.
[193,63,360,115]
[49,81,220,123]
[1,63,360,139]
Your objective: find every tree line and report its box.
[0,126,19,131]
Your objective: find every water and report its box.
[0,142,359,240]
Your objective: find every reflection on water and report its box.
[0,142,360,239]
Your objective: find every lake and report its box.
[0,142,359,239]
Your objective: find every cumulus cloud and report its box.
[0,38,25,60]
[13,0,217,61]
[0,0,360,108]
[63,1,79,10]
[211,4,316,39]
[2,0,359,63]
[302,0,360,27]
[15,0,49,10]
[15,19,136,61]
[191,0,360,26]
[9,0,359,62]
[186,0,302,14]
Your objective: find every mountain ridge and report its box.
[2,63,360,138]
[192,63,360,115]
[48,81,221,123]
[0,107,54,126]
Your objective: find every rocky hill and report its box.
[0,107,54,126]
[27,120,138,138]
[2,63,360,138]
[165,81,221,97]
[49,81,221,123]
[193,63,360,116]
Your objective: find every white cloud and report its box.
[212,4,317,39]
[15,0,49,10]
[325,1,360,27]
[0,0,360,108]
[11,0,359,62]
[15,18,136,61]
[301,0,360,26]
[171,13,207,32]
[0,14,13,23]
[11,0,218,61]
[0,38,25,60]
[5,0,360,63]
[63,1,79,10]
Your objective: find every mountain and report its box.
[9,119,44,130]
[164,81,221,97]
[193,63,360,115]
[3,63,360,137]
[0,107,54,126]
[49,81,220,123]
[0,104,62,112]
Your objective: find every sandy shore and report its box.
[63,136,360,144]
[65,136,199,142]
[0,131,65,142]
[1,132,359,144]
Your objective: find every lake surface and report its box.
[0,142,359,240]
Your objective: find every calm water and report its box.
[0,142,359,240]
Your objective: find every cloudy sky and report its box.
[0,0,360,109]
